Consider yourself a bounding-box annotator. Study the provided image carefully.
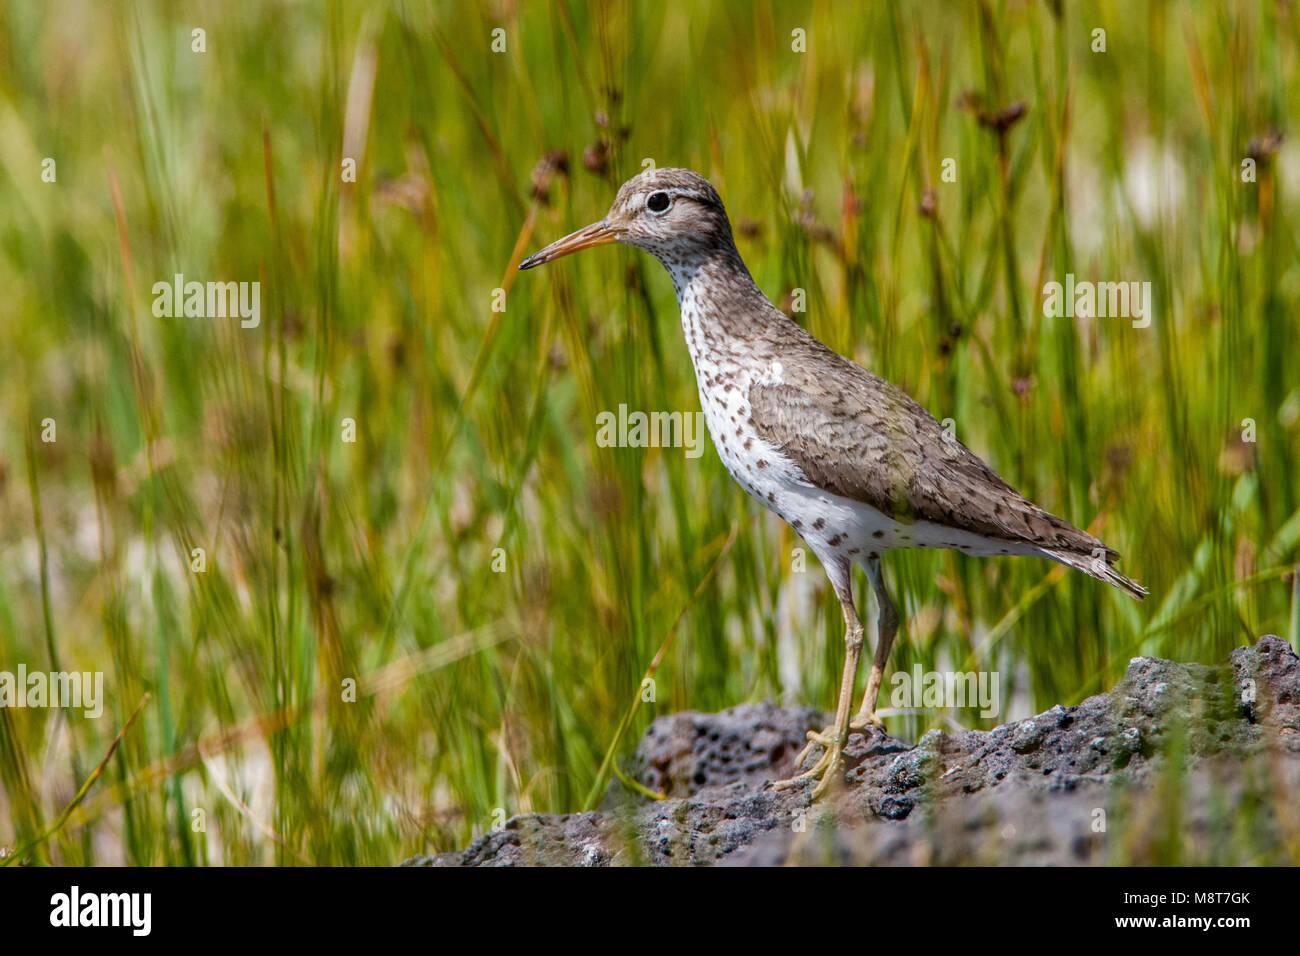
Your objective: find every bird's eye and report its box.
[646,191,671,213]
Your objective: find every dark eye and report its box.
[647,191,671,213]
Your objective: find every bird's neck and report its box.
[664,245,781,351]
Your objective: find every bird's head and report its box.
[519,167,735,273]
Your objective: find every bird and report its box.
[519,167,1146,799]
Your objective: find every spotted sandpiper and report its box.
[519,167,1146,799]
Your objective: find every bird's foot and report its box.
[793,725,836,767]
[850,709,884,731]
[771,724,846,800]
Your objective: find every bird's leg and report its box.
[772,591,863,799]
[851,556,899,729]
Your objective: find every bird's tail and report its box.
[1045,547,1148,600]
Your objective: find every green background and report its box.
[0,0,1296,864]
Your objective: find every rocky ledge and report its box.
[404,635,1300,866]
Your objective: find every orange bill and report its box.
[519,220,621,269]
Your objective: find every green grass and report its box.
[0,0,1297,865]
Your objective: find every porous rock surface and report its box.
[403,635,1300,866]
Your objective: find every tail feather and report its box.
[1046,547,1148,600]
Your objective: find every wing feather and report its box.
[746,354,1104,555]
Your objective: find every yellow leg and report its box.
[851,555,898,729]
[772,593,863,799]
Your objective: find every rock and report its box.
[402,635,1300,866]
[606,701,828,800]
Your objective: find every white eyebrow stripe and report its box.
[632,186,716,210]
[670,189,711,203]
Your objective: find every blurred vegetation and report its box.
[0,0,1297,864]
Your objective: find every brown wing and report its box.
[747,351,1107,557]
